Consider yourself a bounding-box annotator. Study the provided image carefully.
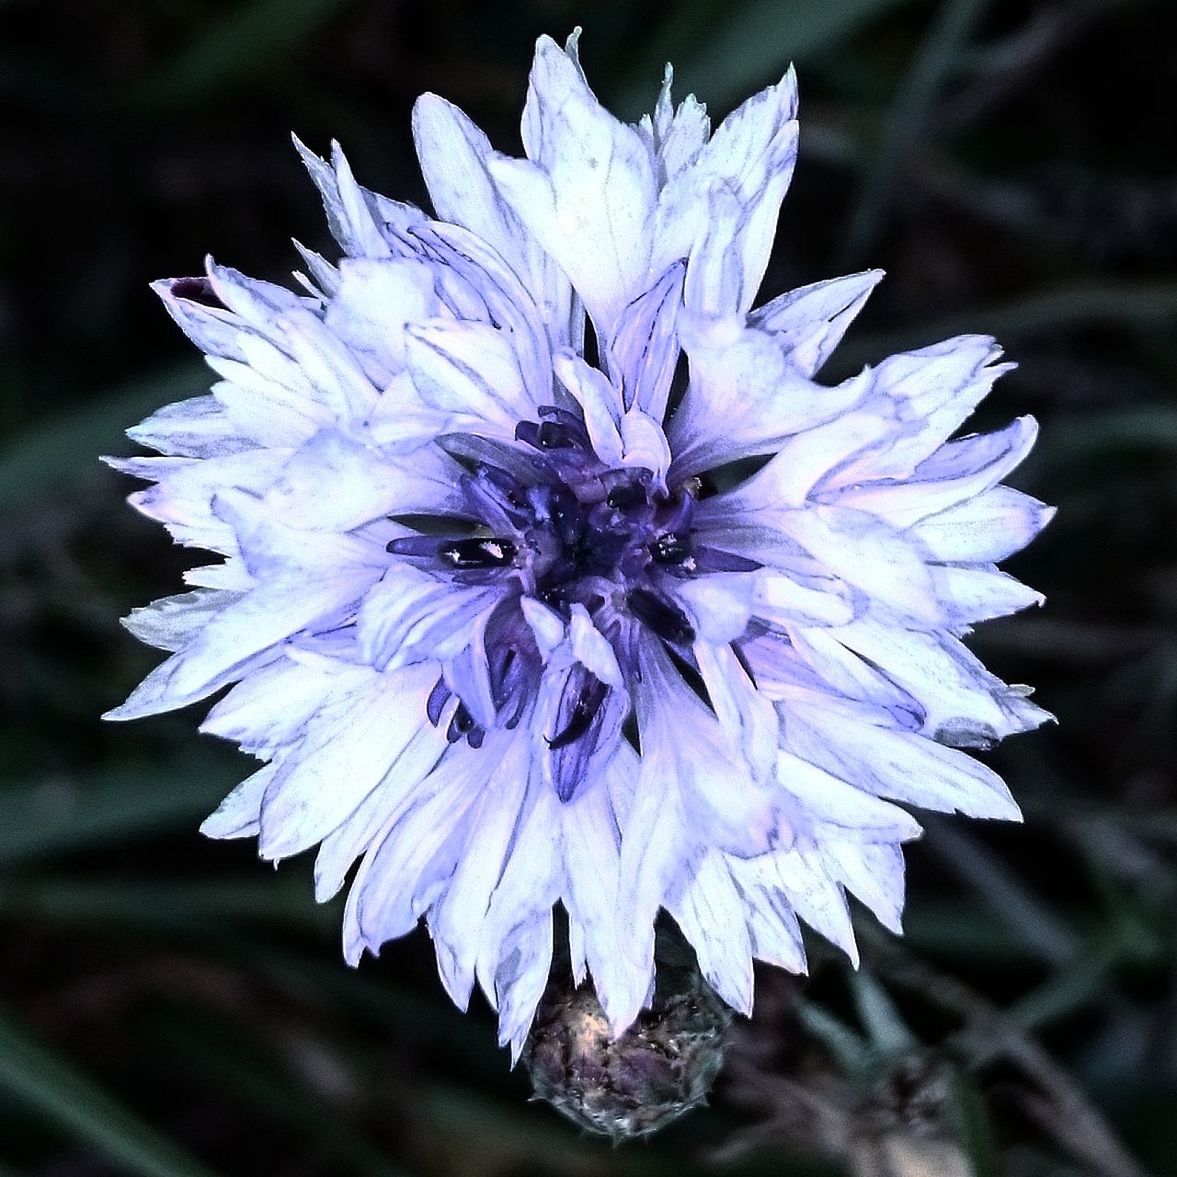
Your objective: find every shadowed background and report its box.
[2,0,1176,1173]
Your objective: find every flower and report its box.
[106,30,1053,1060]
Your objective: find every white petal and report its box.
[263,430,467,531]
[257,662,442,861]
[127,394,253,459]
[668,853,754,1015]
[726,867,808,973]
[151,278,250,362]
[835,416,1040,528]
[775,749,924,843]
[429,736,532,1006]
[694,640,778,784]
[607,261,684,420]
[931,565,1044,624]
[357,563,502,675]
[751,270,884,377]
[552,350,624,464]
[835,617,1051,744]
[199,765,274,840]
[647,65,711,182]
[657,68,798,313]
[912,486,1056,562]
[758,846,859,964]
[569,604,623,688]
[833,337,1014,484]
[323,258,439,385]
[784,702,1022,821]
[293,136,422,259]
[351,746,486,954]
[824,842,906,934]
[668,324,864,477]
[634,640,785,857]
[123,589,240,652]
[489,35,658,341]
[405,319,537,432]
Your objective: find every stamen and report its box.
[548,674,609,750]
[627,588,696,646]
[447,702,476,742]
[438,537,517,569]
[649,533,691,565]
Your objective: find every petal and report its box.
[293,136,423,259]
[607,260,684,420]
[835,416,1040,529]
[930,565,1045,625]
[824,842,906,934]
[774,749,925,843]
[405,318,538,433]
[322,257,440,386]
[489,34,658,341]
[127,393,254,459]
[262,429,468,531]
[199,765,274,840]
[667,324,864,477]
[412,96,574,343]
[834,617,1052,744]
[256,662,444,862]
[429,736,533,1006]
[911,486,1056,563]
[750,270,884,377]
[832,337,1015,484]
[657,68,799,314]
[785,702,1022,822]
[357,563,503,679]
[668,852,754,1015]
[122,588,241,652]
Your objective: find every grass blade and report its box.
[0,1004,223,1177]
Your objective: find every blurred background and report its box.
[2,0,1176,1173]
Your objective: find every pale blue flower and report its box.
[106,32,1053,1058]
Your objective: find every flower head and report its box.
[107,31,1053,1059]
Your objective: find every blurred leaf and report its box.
[155,1009,409,1177]
[924,822,1079,966]
[621,0,918,112]
[796,997,876,1079]
[949,1068,1000,1177]
[850,968,918,1057]
[836,281,1177,371]
[1008,940,1121,1032]
[0,364,205,514]
[0,876,334,935]
[0,1003,222,1177]
[839,0,991,266]
[136,0,359,112]
[0,750,239,866]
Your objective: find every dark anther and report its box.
[537,421,577,450]
[627,588,696,646]
[649,532,690,565]
[447,702,477,743]
[438,537,517,569]
[548,675,608,750]
[170,277,220,307]
[605,482,646,510]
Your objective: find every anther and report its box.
[438,537,517,569]
[627,588,696,646]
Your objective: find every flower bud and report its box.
[523,954,732,1140]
